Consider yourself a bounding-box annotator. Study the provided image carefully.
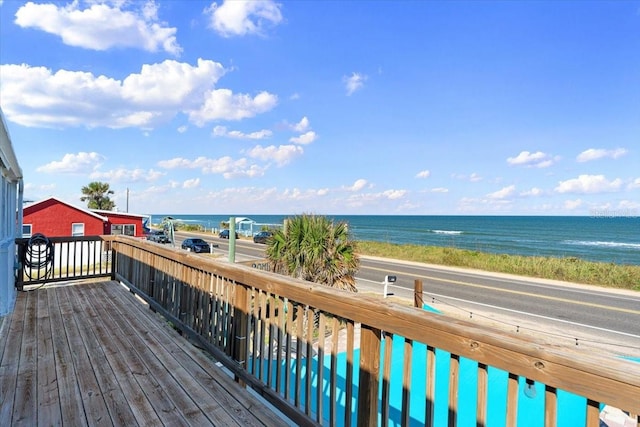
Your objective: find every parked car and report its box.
[146,230,171,244]
[253,231,273,244]
[181,238,211,253]
[219,229,238,239]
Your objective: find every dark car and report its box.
[253,231,273,244]
[146,230,171,244]
[219,229,238,239]
[181,238,211,253]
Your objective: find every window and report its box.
[22,224,32,238]
[111,224,135,236]
[71,223,85,236]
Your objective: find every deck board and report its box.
[0,280,284,426]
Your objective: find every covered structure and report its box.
[0,108,23,316]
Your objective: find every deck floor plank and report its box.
[0,280,284,427]
[47,287,88,427]
[56,285,112,425]
[36,289,62,425]
[0,289,27,424]
[13,289,38,426]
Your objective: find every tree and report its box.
[265,214,359,292]
[80,181,115,210]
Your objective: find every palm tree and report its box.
[80,181,115,210]
[265,214,359,292]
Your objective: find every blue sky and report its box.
[1,0,638,216]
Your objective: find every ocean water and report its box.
[151,214,640,265]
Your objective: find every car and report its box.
[253,231,273,244]
[219,229,238,239]
[146,230,171,244]
[181,238,211,253]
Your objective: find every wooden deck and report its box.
[0,280,285,426]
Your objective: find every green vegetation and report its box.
[357,241,640,291]
[80,181,115,210]
[266,214,359,292]
[175,223,204,232]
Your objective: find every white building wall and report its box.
[0,109,23,316]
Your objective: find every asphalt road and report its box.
[171,231,640,353]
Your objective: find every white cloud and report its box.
[189,89,278,124]
[415,170,431,179]
[576,148,628,162]
[289,131,317,145]
[0,59,227,129]
[564,199,583,210]
[37,152,104,173]
[452,172,483,182]
[629,178,640,189]
[213,125,273,139]
[15,1,181,55]
[520,187,543,197]
[487,185,516,199]
[348,179,368,192]
[89,168,164,183]
[177,125,188,133]
[183,178,200,189]
[245,144,303,166]
[555,174,623,194]
[343,72,367,96]
[206,0,283,37]
[507,151,555,168]
[383,189,407,199]
[429,187,449,193]
[157,155,266,178]
[292,116,310,132]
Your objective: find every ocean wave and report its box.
[431,230,463,235]
[563,240,640,250]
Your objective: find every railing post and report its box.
[110,240,117,280]
[234,283,249,387]
[357,324,381,426]
[414,279,423,308]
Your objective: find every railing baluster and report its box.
[477,363,488,427]
[305,307,314,417]
[448,354,460,427]
[357,324,381,427]
[586,399,600,427]
[317,312,326,423]
[284,299,294,401]
[381,332,393,427]
[402,337,413,427]
[345,320,354,427]
[545,385,557,427]
[330,317,339,427]
[506,373,519,427]
[426,345,436,427]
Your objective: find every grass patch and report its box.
[357,241,640,291]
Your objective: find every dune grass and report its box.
[357,241,640,291]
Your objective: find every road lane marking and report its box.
[361,265,640,316]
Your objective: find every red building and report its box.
[23,197,148,238]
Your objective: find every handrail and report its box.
[106,235,640,426]
[15,235,112,288]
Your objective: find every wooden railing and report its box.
[15,235,112,289]
[96,236,640,425]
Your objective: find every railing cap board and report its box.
[111,235,640,412]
